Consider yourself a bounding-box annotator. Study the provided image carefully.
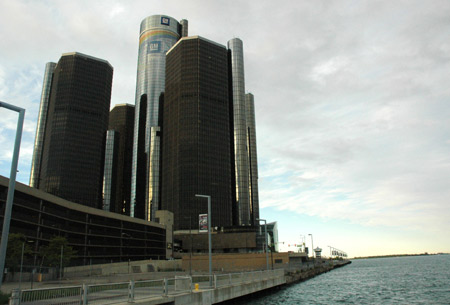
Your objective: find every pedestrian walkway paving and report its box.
[1,270,188,295]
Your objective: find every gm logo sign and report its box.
[161,17,170,25]
[148,41,161,53]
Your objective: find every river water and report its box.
[234,255,450,304]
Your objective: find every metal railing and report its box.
[132,279,165,301]
[19,285,83,305]
[11,269,284,305]
[191,275,214,289]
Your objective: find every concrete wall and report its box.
[156,210,174,258]
[175,231,257,251]
[128,269,286,305]
[4,269,57,282]
[181,252,289,272]
[64,259,182,278]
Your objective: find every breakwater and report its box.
[285,260,351,284]
[220,259,351,304]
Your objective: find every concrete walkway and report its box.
[1,270,190,295]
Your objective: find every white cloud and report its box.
[311,56,350,84]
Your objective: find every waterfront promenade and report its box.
[2,258,350,304]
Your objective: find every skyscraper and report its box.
[30,62,56,188]
[131,15,188,221]
[102,130,119,212]
[228,38,252,226]
[30,52,113,208]
[162,36,233,230]
[102,104,135,215]
[245,93,260,225]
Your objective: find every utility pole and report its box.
[0,101,25,288]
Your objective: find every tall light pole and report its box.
[308,234,314,259]
[0,101,25,288]
[60,245,64,280]
[299,234,305,252]
[257,218,269,271]
[19,243,25,290]
[195,194,212,284]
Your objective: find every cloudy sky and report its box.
[1,0,449,257]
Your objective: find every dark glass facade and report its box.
[103,104,135,215]
[37,52,113,208]
[228,38,251,226]
[162,37,233,230]
[0,176,167,265]
[102,130,119,212]
[245,93,260,225]
[30,62,56,188]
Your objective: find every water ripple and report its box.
[237,255,450,305]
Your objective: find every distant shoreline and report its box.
[351,253,448,260]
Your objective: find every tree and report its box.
[40,236,76,268]
[5,233,33,272]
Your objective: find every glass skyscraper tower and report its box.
[131,15,187,220]
[162,36,233,230]
[228,38,252,225]
[30,52,113,207]
[245,93,260,225]
[102,104,135,215]
[30,62,56,188]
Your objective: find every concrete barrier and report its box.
[64,259,182,278]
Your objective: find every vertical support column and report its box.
[164,278,169,296]
[128,280,135,302]
[10,289,20,305]
[82,284,88,305]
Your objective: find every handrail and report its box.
[13,269,284,304]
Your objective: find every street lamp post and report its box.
[189,214,192,276]
[308,234,314,259]
[19,243,24,290]
[195,194,212,284]
[256,218,269,271]
[60,245,64,280]
[0,101,25,288]
[299,234,305,252]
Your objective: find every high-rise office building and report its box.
[103,130,119,212]
[131,15,188,221]
[245,93,260,225]
[102,104,135,215]
[30,52,113,208]
[162,36,233,230]
[30,62,56,188]
[228,38,252,226]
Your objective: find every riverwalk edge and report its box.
[285,260,352,285]
[4,259,351,304]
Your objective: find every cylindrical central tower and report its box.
[228,38,251,225]
[30,62,56,188]
[245,93,260,225]
[131,15,186,220]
